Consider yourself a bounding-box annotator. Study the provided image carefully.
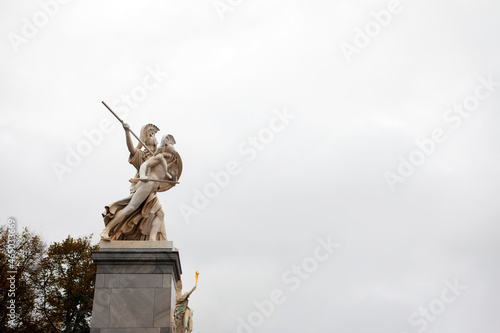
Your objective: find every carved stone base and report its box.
[98,240,175,249]
[90,245,182,333]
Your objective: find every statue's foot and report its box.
[149,231,159,241]
[100,231,111,241]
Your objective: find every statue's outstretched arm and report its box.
[187,284,197,296]
[123,123,137,155]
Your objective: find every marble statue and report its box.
[100,122,182,241]
[174,279,196,333]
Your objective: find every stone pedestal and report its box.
[90,241,181,333]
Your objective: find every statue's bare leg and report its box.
[149,209,165,241]
[101,182,155,240]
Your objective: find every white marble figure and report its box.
[101,126,182,241]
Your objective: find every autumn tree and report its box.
[0,226,98,333]
[38,235,99,333]
[0,224,46,333]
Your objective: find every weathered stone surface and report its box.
[105,274,163,288]
[90,248,181,331]
[93,248,181,280]
[95,273,106,288]
[163,274,173,288]
[91,288,111,327]
[154,287,171,327]
[109,288,155,327]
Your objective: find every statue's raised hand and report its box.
[123,123,130,131]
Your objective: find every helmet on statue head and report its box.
[136,124,160,151]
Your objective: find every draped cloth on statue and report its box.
[102,189,167,241]
[128,149,151,190]
[174,293,193,333]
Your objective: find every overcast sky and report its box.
[2,0,500,332]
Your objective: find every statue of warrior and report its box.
[101,124,182,241]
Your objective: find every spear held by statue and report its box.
[102,101,179,184]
